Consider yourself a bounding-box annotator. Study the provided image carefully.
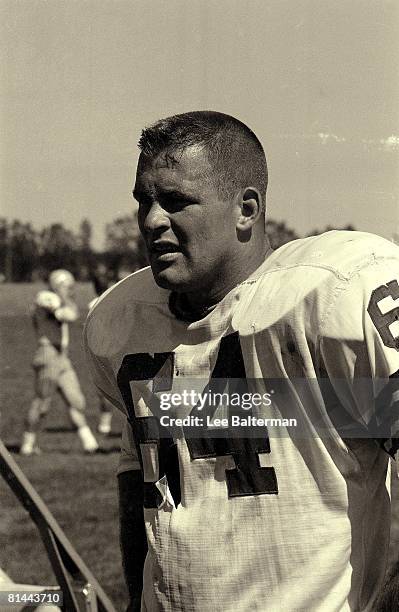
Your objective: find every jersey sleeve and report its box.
[83,344,124,411]
[319,257,399,456]
[83,317,141,470]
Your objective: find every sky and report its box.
[1,0,398,248]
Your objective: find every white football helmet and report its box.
[48,269,75,292]
[35,290,62,311]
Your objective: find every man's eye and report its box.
[163,197,192,210]
[137,199,151,210]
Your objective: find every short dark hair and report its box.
[138,111,268,203]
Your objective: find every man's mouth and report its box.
[149,241,181,255]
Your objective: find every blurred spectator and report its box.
[90,263,116,435]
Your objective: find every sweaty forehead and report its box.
[135,146,211,192]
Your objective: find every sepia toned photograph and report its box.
[1,1,398,610]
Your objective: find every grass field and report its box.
[0,283,128,610]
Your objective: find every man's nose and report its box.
[143,201,171,235]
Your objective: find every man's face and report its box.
[133,146,239,294]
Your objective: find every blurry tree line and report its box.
[0,214,355,282]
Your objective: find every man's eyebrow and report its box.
[132,187,196,201]
[158,188,195,200]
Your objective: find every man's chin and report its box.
[151,266,189,292]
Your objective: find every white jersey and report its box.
[84,231,399,612]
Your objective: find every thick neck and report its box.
[174,242,272,320]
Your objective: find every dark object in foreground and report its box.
[0,438,116,612]
[374,560,399,612]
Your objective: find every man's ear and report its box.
[236,188,263,231]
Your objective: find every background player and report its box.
[20,269,98,455]
[85,112,399,611]
[89,262,115,435]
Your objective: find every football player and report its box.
[84,111,399,611]
[20,269,98,455]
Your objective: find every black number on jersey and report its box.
[184,333,278,497]
[368,280,399,350]
[117,333,278,507]
[117,352,181,508]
